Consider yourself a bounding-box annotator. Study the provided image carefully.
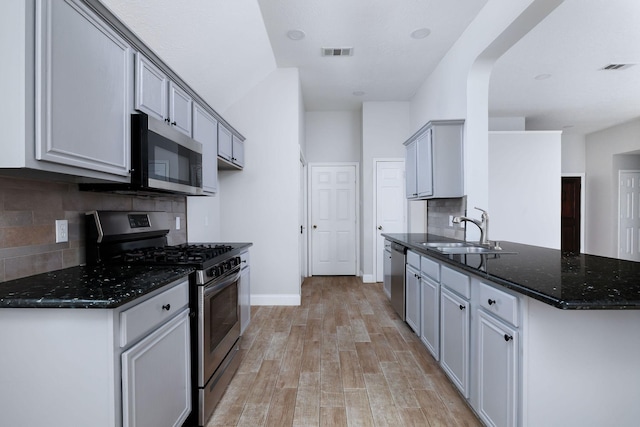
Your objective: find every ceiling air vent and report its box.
[322,47,353,57]
[601,63,634,70]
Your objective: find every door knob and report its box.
[378,225,383,230]
[313,225,317,229]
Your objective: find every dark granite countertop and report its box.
[0,265,195,309]
[383,233,640,310]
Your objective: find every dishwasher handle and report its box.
[391,242,407,253]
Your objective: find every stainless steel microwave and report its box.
[80,113,203,196]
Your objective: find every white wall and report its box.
[217,68,303,305]
[586,118,640,257]
[561,133,586,173]
[410,0,563,241]
[304,111,361,163]
[489,131,562,248]
[186,195,221,242]
[361,102,411,280]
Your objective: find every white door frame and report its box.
[299,151,308,284]
[371,158,406,283]
[308,162,360,277]
[562,173,585,253]
[618,170,640,260]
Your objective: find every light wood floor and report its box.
[207,276,482,427]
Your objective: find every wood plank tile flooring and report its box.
[207,276,481,427]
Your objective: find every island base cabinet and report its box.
[122,308,191,427]
[420,276,440,360]
[477,310,518,427]
[405,263,421,334]
[440,286,469,397]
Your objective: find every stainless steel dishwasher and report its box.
[390,242,407,320]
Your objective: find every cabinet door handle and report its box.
[165,118,170,123]
[378,225,383,230]
[459,304,466,310]
[162,304,171,311]
[504,334,513,342]
[171,121,177,126]
[488,299,496,305]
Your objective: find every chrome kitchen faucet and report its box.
[453,207,491,246]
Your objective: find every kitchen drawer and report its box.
[479,282,519,326]
[120,279,189,347]
[441,265,470,299]
[407,250,421,269]
[420,256,440,282]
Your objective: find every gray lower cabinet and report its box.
[0,277,191,427]
[121,308,191,427]
[35,0,131,177]
[239,250,251,335]
[476,309,518,427]
[405,263,421,334]
[440,285,470,397]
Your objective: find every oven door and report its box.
[198,267,241,386]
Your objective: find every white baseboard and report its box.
[362,274,375,283]
[251,294,301,306]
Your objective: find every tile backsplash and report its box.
[427,197,466,239]
[0,175,186,282]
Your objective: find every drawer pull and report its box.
[488,299,496,305]
[459,304,466,310]
[504,334,513,342]
[162,304,171,311]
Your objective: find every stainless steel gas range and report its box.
[85,211,251,426]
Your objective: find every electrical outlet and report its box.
[55,220,68,243]
[175,216,181,230]
[449,215,454,227]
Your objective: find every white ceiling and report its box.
[257,0,488,111]
[101,0,640,136]
[489,0,640,135]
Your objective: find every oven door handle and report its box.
[204,268,241,297]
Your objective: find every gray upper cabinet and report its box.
[217,124,233,162]
[404,119,464,199]
[134,53,168,122]
[193,102,218,194]
[405,139,418,198]
[35,0,131,177]
[232,135,245,168]
[217,124,244,170]
[135,53,192,137]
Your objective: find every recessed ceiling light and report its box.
[534,73,552,80]
[353,91,365,96]
[286,29,306,41]
[410,28,431,39]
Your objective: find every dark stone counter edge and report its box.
[0,266,196,309]
[382,234,640,310]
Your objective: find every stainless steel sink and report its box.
[436,246,505,254]
[420,242,469,248]
[420,241,516,255]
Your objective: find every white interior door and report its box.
[311,165,357,275]
[619,171,640,261]
[375,160,406,282]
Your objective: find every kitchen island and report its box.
[0,264,195,427]
[383,233,640,427]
